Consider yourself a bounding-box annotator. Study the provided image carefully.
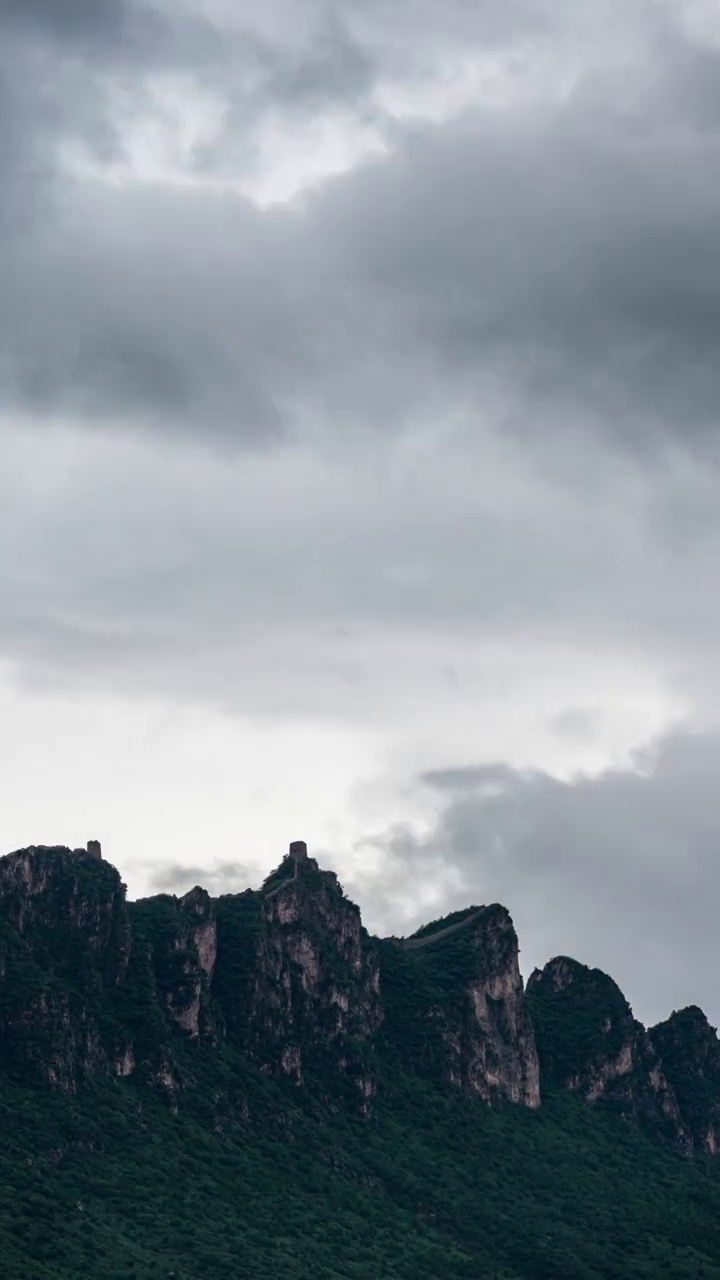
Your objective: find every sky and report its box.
[2,0,720,1028]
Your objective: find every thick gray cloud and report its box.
[0,0,228,64]
[1,0,720,446]
[2,0,720,714]
[350,730,720,1027]
[2,0,124,40]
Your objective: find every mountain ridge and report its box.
[3,838,720,1279]
[1,839,716,1146]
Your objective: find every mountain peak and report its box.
[3,836,720,1276]
[2,836,720,1159]
[650,1006,720,1154]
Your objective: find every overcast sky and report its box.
[3,0,720,1028]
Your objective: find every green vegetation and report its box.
[3,851,720,1278]
[651,1007,720,1147]
[377,932,481,1079]
[528,960,633,1083]
[260,861,296,894]
[3,1065,720,1279]
[409,905,481,940]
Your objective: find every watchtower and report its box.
[289,840,308,862]
[87,839,102,860]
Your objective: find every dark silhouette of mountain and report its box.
[2,840,720,1279]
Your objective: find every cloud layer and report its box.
[3,0,720,447]
[342,730,718,1025]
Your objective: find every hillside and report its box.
[1,840,720,1279]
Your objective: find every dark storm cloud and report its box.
[0,0,229,64]
[323,77,720,448]
[1,0,124,40]
[0,3,718,693]
[1,2,720,449]
[355,730,720,1026]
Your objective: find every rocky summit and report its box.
[3,840,720,1279]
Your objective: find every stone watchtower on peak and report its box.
[86,840,102,860]
[289,840,308,862]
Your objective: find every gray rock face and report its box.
[381,905,541,1109]
[238,854,382,1105]
[158,887,218,1039]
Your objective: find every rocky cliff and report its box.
[215,849,383,1103]
[525,956,720,1152]
[650,1006,720,1154]
[2,841,720,1156]
[0,845,133,1088]
[379,904,540,1107]
[0,843,537,1114]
